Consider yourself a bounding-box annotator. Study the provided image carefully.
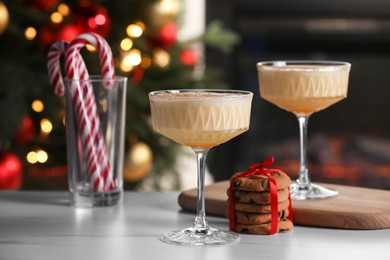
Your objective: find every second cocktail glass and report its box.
[257,61,351,200]
[149,89,253,245]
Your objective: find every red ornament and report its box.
[0,153,23,189]
[158,22,177,49]
[39,24,58,49]
[180,49,197,66]
[58,23,84,42]
[73,2,111,37]
[14,115,35,144]
[131,65,145,85]
[26,0,58,10]
[38,2,110,49]
[39,23,84,49]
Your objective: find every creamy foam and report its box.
[149,91,253,148]
[258,63,350,115]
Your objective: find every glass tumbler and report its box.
[65,76,127,207]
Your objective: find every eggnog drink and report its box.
[258,62,350,116]
[257,61,351,200]
[149,90,253,148]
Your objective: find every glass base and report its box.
[160,227,239,246]
[70,188,122,208]
[290,182,338,200]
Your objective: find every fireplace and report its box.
[206,0,390,189]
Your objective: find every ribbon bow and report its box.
[229,157,293,235]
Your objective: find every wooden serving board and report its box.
[178,181,390,230]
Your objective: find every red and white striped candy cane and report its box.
[65,33,116,192]
[47,41,89,97]
[66,32,114,87]
[47,40,111,191]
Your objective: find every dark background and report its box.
[206,0,390,189]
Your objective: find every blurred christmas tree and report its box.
[0,0,240,190]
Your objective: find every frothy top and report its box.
[258,62,350,99]
[150,90,250,100]
[257,62,351,73]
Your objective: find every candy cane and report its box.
[47,41,89,97]
[65,33,116,192]
[47,34,116,192]
[65,32,114,87]
[47,40,109,191]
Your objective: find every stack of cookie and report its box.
[228,171,293,235]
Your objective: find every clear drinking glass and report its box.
[65,76,127,207]
[257,61,351,200]
[149,89,253,245]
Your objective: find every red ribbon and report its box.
[229,157,293,235]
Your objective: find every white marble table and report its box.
[0,191,389,260]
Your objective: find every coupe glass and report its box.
[149,89,253,245]
[257,61,351,200]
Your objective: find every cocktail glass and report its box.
[149,89,253,245]
[257,61,351,200]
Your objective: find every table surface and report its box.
[0,191,389,260]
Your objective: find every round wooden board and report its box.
[178,181,390,230]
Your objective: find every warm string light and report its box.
[141,55,152,69]
[24,4,70,42]
[119,19,171,72]
[120,38,133,51]
[31,99,44,112]
[120,56,133,72]
[158,0,181,16]
[128,49,142,66]
[50,12,63,24]
[119,21,150,73]
[126,24,143,38]
[24,27,37,40]
[31,100,53,135]
[40,119,53,135]
[153,48,170,68]
[26,150,48,164]
[126,21,144,38]
[26,100,54,165]
[121,50,140,70]
[50,3,70,24]
[57,3,70,16]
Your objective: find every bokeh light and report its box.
[126,23,143,38]
[57,3,70,16]
[31,100,44,113]
[50,12,63,24]
[120,38,133,51]
[24,27,37,40]
[40,119,53,135]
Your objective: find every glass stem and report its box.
[297,115,311,190]
[193,148,210,230]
